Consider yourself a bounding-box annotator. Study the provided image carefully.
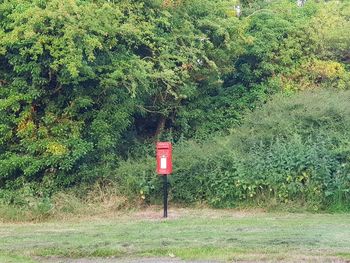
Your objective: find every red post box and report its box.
[156,142,172,218]
[156,142,172,175]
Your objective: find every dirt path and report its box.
[37,256,219,263]
[36,256,348,263]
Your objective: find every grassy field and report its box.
[1,208,350,262]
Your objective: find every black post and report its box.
[163,175,168,218]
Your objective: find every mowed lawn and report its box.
[0,208,350,262]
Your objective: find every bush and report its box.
[1,89,349,217]
[226,90,350,210]
[113,90,350,211]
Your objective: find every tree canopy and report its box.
[0,0,349,205]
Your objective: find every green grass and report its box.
[0,253,36,263]
[1,208,350,262]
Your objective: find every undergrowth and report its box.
[1,90,350,222]
[112,90,350,212]
[0,181,129,222]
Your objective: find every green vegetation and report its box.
[0,0,350,215]
[115,90,350,211]
[1,209,350,262]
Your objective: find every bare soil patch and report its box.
[37,256,219,263]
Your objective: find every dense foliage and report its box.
[0,0,349,212]
[0,0,244,188]
[116,90,350,211]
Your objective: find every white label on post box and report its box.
[161,157,167,169]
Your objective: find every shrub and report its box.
[114,90,350,211]
[226,90,350,210]
[1,90,349,217]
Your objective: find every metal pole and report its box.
[163,175,168,218]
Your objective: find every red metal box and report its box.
[156,142,172,175]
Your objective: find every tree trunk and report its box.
[154,115,166,140]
